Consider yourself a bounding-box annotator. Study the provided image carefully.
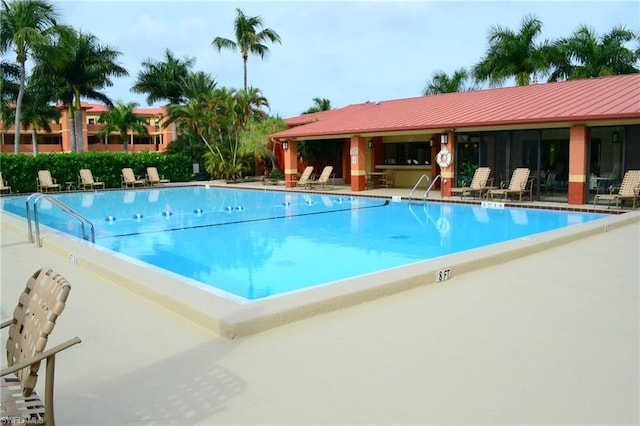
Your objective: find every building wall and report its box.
[0,104,174,154]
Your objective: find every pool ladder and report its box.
[26,193,95,247]
[409,174,441,202]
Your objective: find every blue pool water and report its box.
[1,187,607,300]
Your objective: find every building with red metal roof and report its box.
[272,74,640,206]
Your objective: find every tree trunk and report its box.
[74,109,84,153]
[13,62,26,153]
[31,129,39,155]
[68,104,76,152]
[243,54,248,91]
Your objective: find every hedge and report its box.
[0,152,192,194]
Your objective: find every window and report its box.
[383,142,431,165]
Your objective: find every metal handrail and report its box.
[26,193,95,247]
[409,174,441,202]
[409,174,430,200]
[425,175,441,200]
[25,193,41,243]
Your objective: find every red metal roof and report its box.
[276,74,640,139]
[56,102,165,116]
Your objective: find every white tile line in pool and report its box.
[2,208,638,339]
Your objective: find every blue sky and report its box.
[54,1,639,118]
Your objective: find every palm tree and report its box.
[239,116,287,173]
[165,90,223,158]
[473,14,549,87]
[132,49,195,141]
[547,25,639,82]
[0,0,70,153]
[179,71,217,101]
[33,30,128,152]
[302,97,332,114]
[17,77,61,155]
[1,60,19,124]
[212,8,282,91]
[233,87,269,130]
[423,68,478,95]
[98,101,149,153]
[132,49,195,105]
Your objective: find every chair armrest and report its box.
[1,337,81,377]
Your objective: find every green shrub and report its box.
[0,152,192,193]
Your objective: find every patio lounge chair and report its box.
[121,168,146,188]
[36,170,61,192]
[308,166,335,190]
[0,172,12,194]
[1,268,81,425]
[78,168,105,190]
[488,168,532,201]
[288,166,314,188]
[593,170,640,209]
[450,167,493,199]
[145,167,170,186]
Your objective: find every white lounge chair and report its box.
[121,168,146,188]
[36,170,61,192]
[488,168,532,201]
[450,167,493,198]
[0,172,12,194]
[308,166,335,190]
[1,268,81,424]
[146,167,170,186]
[78,168,105,190]
[288,166,314,188]
[593,170,640,209]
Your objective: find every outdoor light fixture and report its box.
[429,138,435,147]
[368,139,375,149]
[440,134,448,145]
[282,141,289,150]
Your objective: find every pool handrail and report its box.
[410,174,440,202]
[26,193,95,247]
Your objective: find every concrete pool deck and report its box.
[1,184,639,424]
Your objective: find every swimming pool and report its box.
[1,187,608,301]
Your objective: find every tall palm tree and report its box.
[547,25,639,82]
[98,101,148,153]
[423,68,478,95]
[132,49,195,105]
[0,60,19,118]
[302,97,332,114]
[132,49,195,141]
[33,30,128,152]
[473,14,549,87]
[212,8,281,91]
[16,77,61,155]
[0,0,70,152]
